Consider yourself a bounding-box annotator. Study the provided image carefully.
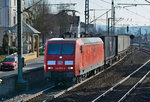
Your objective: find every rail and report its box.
[118,70,150,102]
[22,85,55,102]
[22,49,132,102]
[92,59,150,102]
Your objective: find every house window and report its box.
[14,0,16,6]
[13,16,16,25]
[0,0,1,6]
[0,8,1,25]
[8,10,9,26]
[13,12,16,25]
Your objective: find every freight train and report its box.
[44,35,130,85]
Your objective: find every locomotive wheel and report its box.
[76,76,81,83]
[94,69,97,75]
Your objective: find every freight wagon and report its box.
[99,35,117,65]
[98,34,130,65]
[117,35,130,58]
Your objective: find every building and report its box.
[0,0,24,47]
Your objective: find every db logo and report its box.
[58,61,63,65]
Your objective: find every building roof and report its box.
[5,21,40,34]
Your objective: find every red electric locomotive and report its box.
[44,38,104,85]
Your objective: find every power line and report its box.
[41,3,77,6]
[124,8,150,20]
[118,3,150,6]
[90,1,108,9]
[145,0,150,3]
[23,0,43,12]
[90,9,111,24]
[135,0,150,12]
[99,0,111,4]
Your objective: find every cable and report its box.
[90,9,111,24]
[23,0,43,12]
[90,0,108,9]
[124,8,150,20]
[145,0,150,3]
[134,0,150,12]
[99,0,111,4]
[115,3,150,26]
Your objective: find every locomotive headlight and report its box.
[48,67,53,69]
[68,67,73,70]
[59,56,62,59]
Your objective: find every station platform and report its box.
[0,55,44,78]
[0,55,45,99]
[26,55,44,65]
[25,55,44,70]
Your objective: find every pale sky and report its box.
[26,0,150,27]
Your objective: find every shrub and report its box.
[2,34,8,54]
[9,47,17,54]
[0,55,6,62]
[0,47,4,55]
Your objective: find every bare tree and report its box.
[27,0,76,43]
[27,0,51,44]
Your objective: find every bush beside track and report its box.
[0,55,6,62]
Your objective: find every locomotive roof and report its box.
[117,34,130,36]
[95,34,130,37]
[48,37,103,45]
[80,37,103,45]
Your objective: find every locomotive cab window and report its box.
[47,44,61,55]
[62,44,75,55]
[47,44,75,55]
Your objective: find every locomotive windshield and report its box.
[47,44,75,55]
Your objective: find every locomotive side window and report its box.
[47,44,75,55]
[80,46,82,53]
[62,44,75,55]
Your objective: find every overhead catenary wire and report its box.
[90,0,109,9]
[114,2,150,26]
[124,8,150,20]
[89,9,111,24]
[133,0,150,12]
[99,0,111,4]
[145,0,150,3]
[116,3,150,21]
[23,0,43,12]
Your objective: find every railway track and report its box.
[21,50,131,102]
[50,48,150,102]
[92,59,150,102]
[22,85,55,102]
[20,45,141,102]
